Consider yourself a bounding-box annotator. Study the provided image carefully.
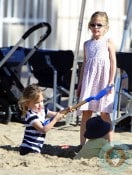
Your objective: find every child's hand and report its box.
[60,106,74,115]
[55,112,65,121]
[108,84,114,94]
[66,106,74,112]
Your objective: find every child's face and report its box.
[89,16,108,39]
[27,94,44,113]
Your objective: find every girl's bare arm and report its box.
[108,39,117,85]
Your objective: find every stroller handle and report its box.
[0,22,51,68]
[22,22,51,40]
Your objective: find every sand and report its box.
[0,121,132,175]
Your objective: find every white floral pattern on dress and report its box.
[79,36,114,113]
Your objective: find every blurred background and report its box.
[0,0,131,52]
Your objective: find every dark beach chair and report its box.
[112,52,132,131]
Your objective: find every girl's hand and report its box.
[60,106,74,115]
[55,112,65,121]
[108,83,114,94]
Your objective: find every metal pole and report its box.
[45,55,57,112]
[0,39,23,68]
[120,0,132,51]
[53,70,57,111]
[66,0,86,124]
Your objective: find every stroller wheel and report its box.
[0,98,11,124]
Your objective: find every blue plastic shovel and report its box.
[43,84,114,126]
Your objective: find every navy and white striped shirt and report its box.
[20,109,46,153]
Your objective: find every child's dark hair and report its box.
[18,84,44,116]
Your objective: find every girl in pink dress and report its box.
[77,11,117,145]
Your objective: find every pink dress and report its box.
[79,36,114,113]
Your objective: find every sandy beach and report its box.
[0,120,132,175]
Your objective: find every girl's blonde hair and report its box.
[88,11,109,29]
[18,84,44,116]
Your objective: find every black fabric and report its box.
[0,50,24,103]
[19,146,38,155]
[24,49,74,89]
[116,52,132,92]
[84,116,110,139]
